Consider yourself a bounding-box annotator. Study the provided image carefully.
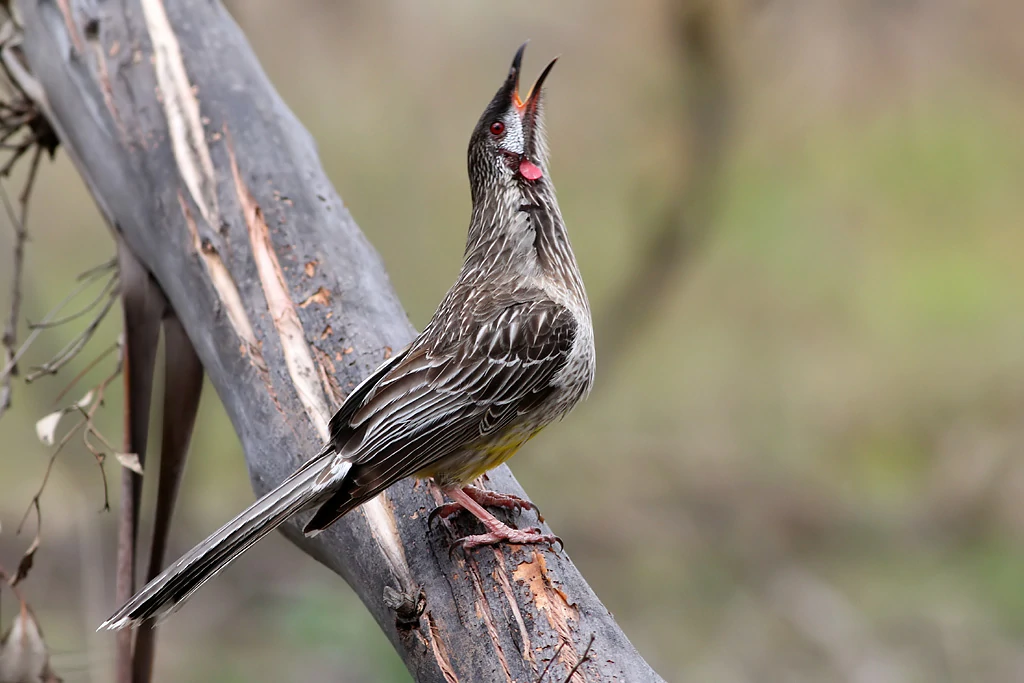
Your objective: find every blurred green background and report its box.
[3,1,1024,681]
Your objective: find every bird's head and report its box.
[468,43,556,202]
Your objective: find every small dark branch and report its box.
[0,260,117,385]
[0,183,24,418]
[535,641,567,682]
[17,417,85,533]
[17,343,123,539]
[29,273,118,329]
[53,337,119,403]
[597,0,734,371]
[0,25,59,418]
[0,563,27,595]
[561,634,596,683]
[25,285,119,382]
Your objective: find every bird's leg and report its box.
[440,486,561,551]
[428,484,539,526]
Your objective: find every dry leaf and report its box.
[0,601,57,683]
[11,536,39,588]
[33,413,63,447]
[114,452,143,475]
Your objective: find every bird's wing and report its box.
[326,343,411,439]
[305,297,576,530]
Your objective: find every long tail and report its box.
[99,455,337,630]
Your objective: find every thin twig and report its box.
[29,272,118,330]
[25,289,119,382]
[16,420,82,533]
[53,338,118,404]
[560,634,596,683]
[76,257,119,282]
[0,34,60,418]
[0,185,24,416]
[19,141,43,217]
[535,641,567,682]
[0,261,116,382]
[17,347,123,533]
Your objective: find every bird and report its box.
[100,42,595,630]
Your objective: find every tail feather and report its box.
[99,458,334,630]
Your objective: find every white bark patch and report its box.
[363,492,416,594]
[141,0,219,225]
[177,192,259,355]
[228,147,329,438]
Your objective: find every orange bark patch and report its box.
[514,551,584,681]
[299,286,331,308]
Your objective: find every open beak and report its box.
[512,52,557,116]
[506,43,557,180]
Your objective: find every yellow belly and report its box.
[418,426,544,485]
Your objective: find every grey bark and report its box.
[9,0,665,681]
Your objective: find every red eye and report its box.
[489,121,505,136]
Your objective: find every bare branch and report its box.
[534,641,566,683]
[17,344,122,540]
[0,259,116,420]
[0,8,59,419]
[0,182,24,418]
[29,266,118,330]
[24,284,119,382]
[561,634,596,683]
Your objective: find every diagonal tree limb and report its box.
[8,1,666,681]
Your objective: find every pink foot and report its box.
[437,486,562,554]
[428,485,540,527]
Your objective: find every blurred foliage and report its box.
[2,0,1024,681]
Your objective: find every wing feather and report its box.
[309,297,577,529]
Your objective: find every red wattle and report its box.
[519,159,543,181]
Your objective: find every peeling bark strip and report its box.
[514,552,584,681]
[491,549,534,664]
[176,191,261,362]
[466,557,514,683]
[10,0,666,680]
[363,491,417,596]
[227,140,330,439]
[425,612,459,683]
[141,0,219,225]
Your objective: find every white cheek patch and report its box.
[499,112,524,156]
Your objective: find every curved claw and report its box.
[523,528,563,552]
[427,502,463,529]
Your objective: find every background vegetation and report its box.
[2,1,1023,680]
